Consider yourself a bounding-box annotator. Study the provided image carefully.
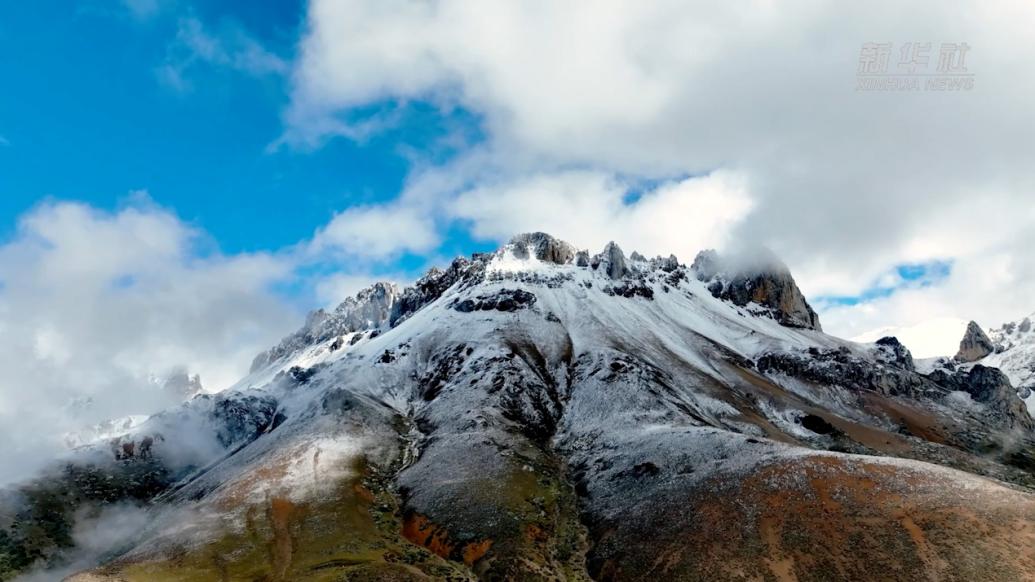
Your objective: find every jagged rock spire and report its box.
[591,241,629,280]
[956,321,995,362]
[691,248,822,331]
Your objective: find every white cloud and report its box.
[822,230,1035,353]
[310,202,439,260]
[159,17,287,91]
[314,273,403,308]
[0,198,299,484]
[852,318,969,359]
[453,170,753,260]
[284,0,1035,330]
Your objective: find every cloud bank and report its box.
[281,0,1035,347]
[0,197,298,483]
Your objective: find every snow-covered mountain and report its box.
[985,314,1035,396]
[5,233,1035,581]
[62,415,151,450]
[917,314,1035,415]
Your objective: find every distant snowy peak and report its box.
[250,282,402,371]
[252,233,823,370]
[982,312,1035,398]
[63,414,149,449]
[915,313,1035,413]
[989,312,1035,350]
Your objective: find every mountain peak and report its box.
[956,320,995,362]
[254,235,827,371]
[505,232,578,264]
[691,247,822,331]
[590,240,628,279]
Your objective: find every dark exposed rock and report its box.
[417,344,469,402]
[328,336,344,352]
[927,365,1033,430]
[208,394,281,448]
[453,288,537,313]
[756,348,932,398]
[691,249,822,331]
[759,346,1034,435]
[800,414,838,435]
[956,321,995,362]
[509,232,577,264]
[251,282,401,371]
[591,241,628,280]
[575,250,590,267]
[603,282,654,300]
[390,256,485,326]
[252,256,493,370]
[653,254,680,272]
[965,365,1017,403]
[875,336,915,371]
[288,365,317,384]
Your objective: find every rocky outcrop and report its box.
[963,365,1019,405]
[927,365,1033,430]
[874,336,915,371]
[389,256,485,325]
[653,254,680,273]
[956,321,995,362]
[756,347,932,398]
[452,289,537,313]
[591,241,629,280]
[692,249,822,331]
[251,257,489,371]
[251,283,401,371]
[509,232,577,265]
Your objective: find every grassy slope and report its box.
[94,457,476,582]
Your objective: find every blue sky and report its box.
[814,260,954,308]
[0,1,481,260]
[1,0,1023,332]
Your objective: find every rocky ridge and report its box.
[3,233,1035,581]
